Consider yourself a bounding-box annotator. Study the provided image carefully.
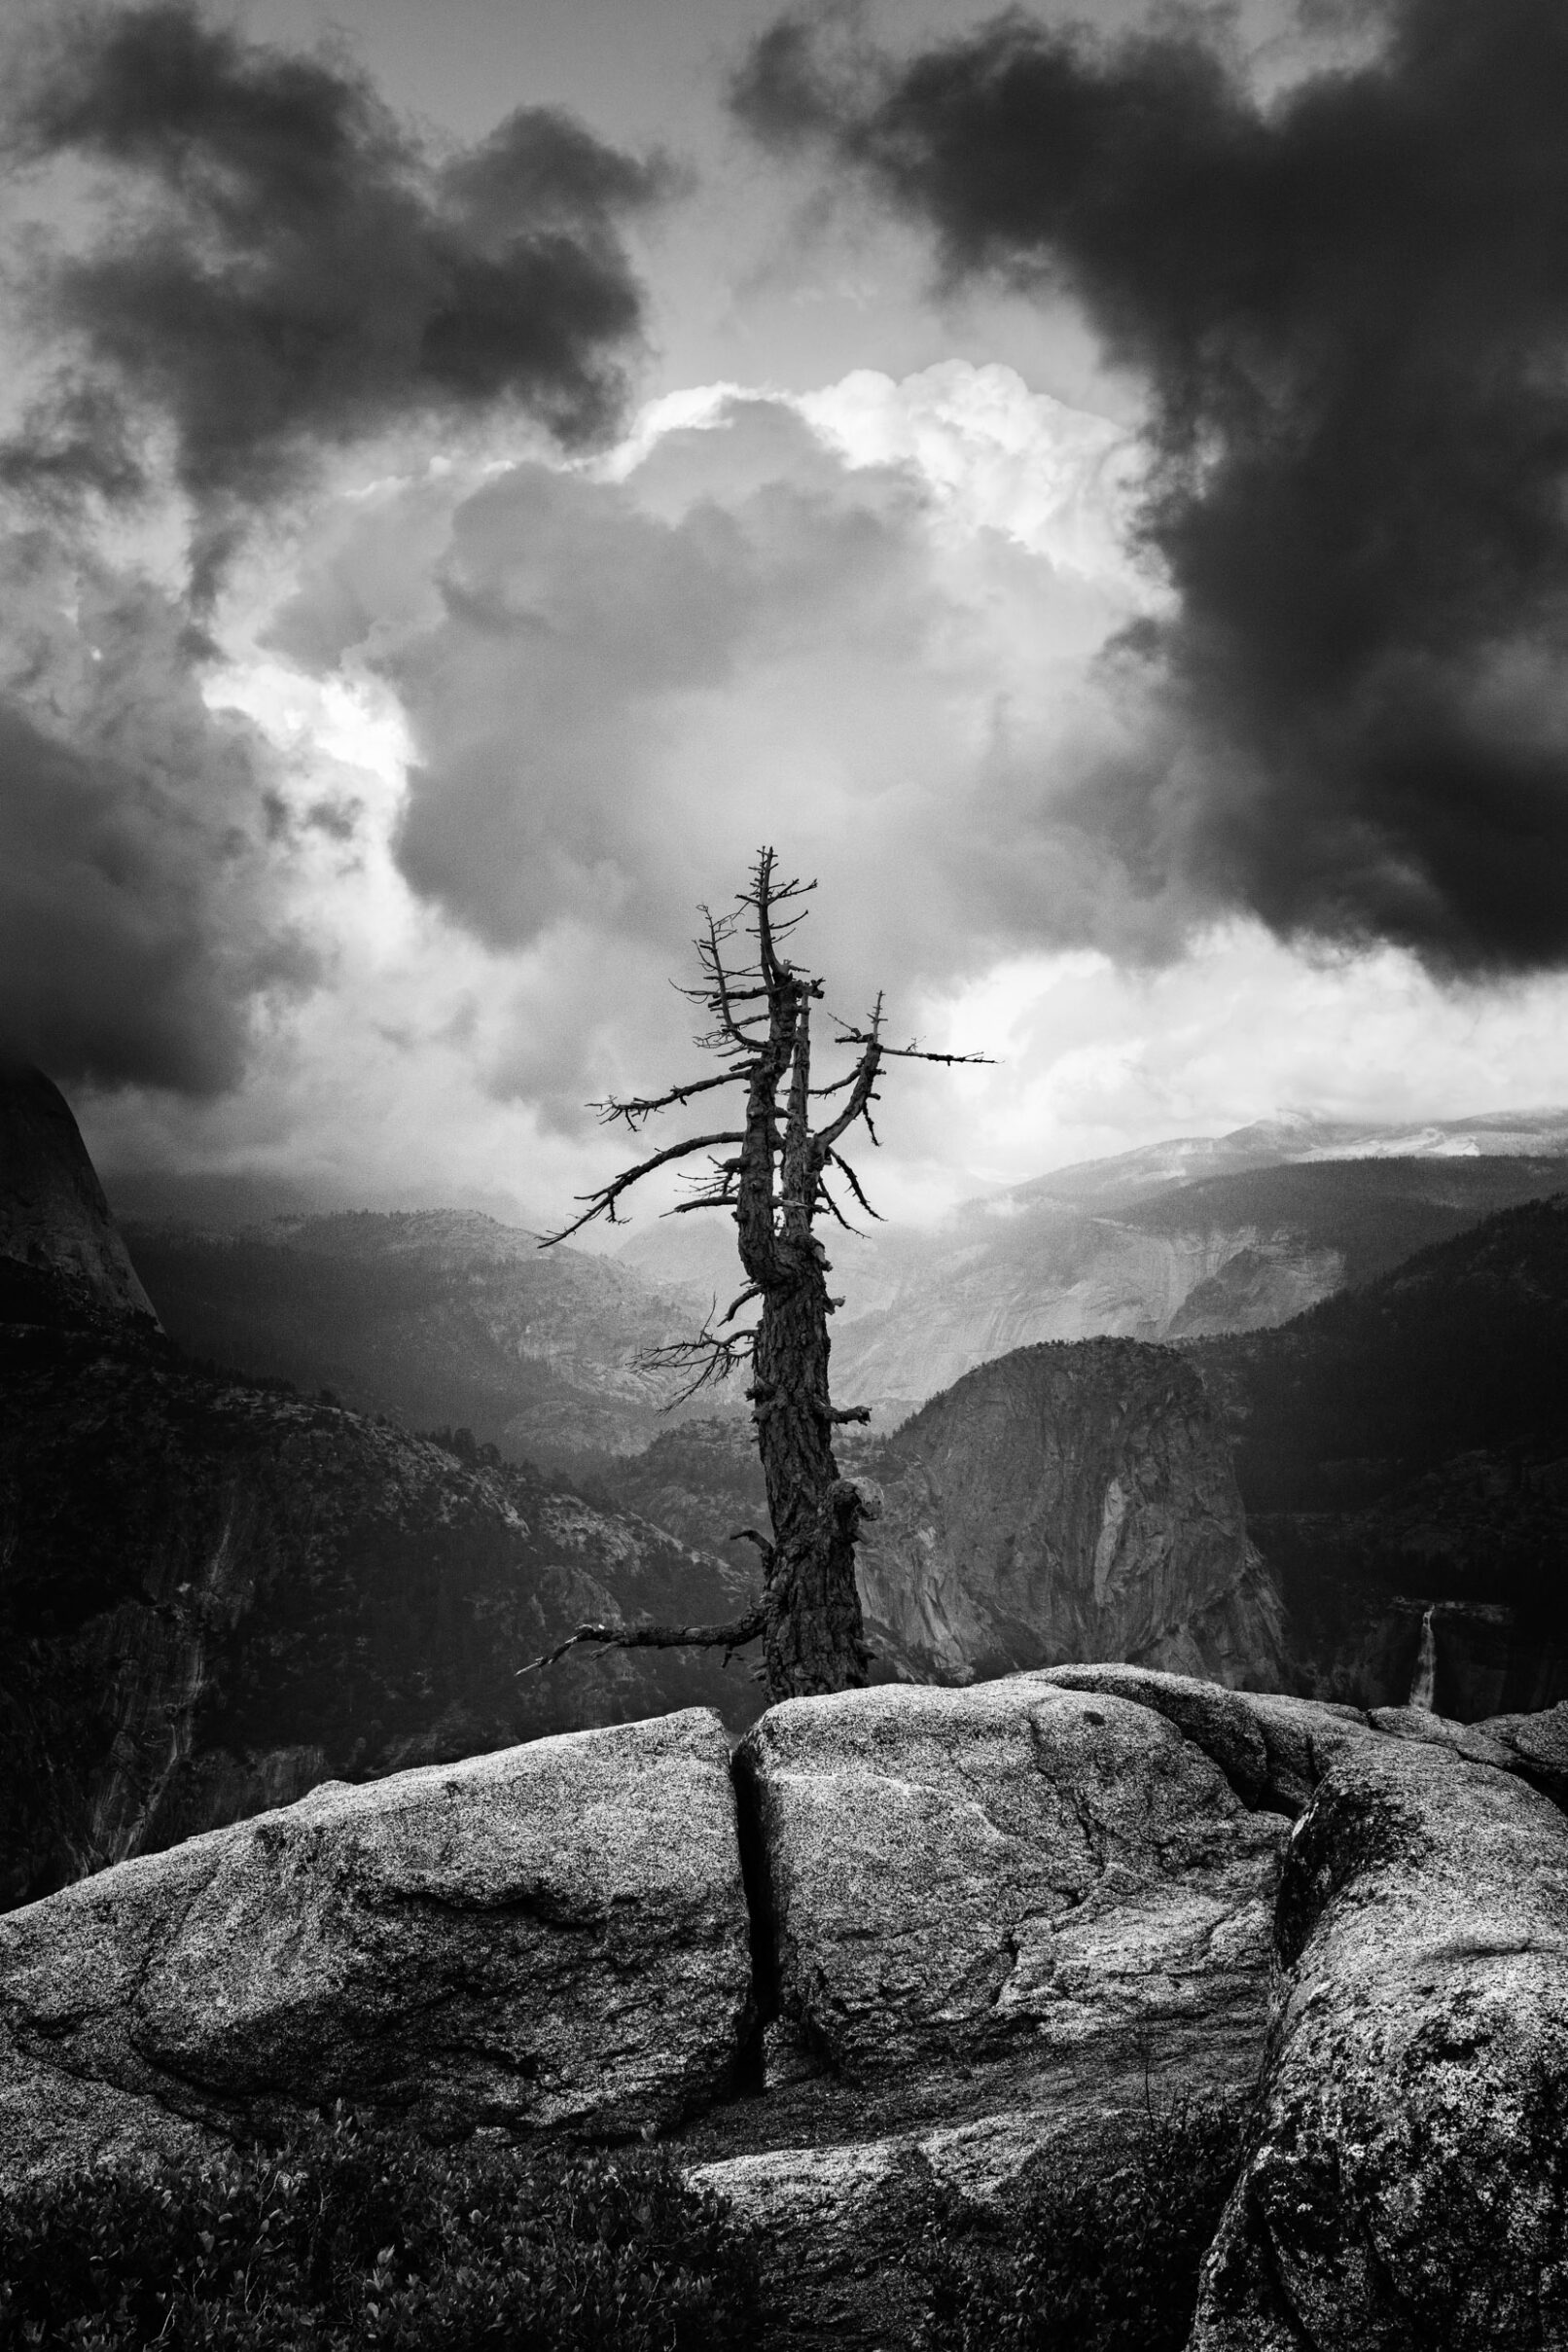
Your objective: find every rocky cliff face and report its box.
[1190,1193,1568,1717]
[0,1276,764,1911]
[0,1060,157,1326]
[856,1338,1283,1688]
[7,1670,1568,2347]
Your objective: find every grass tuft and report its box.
[0,2109,761,2350]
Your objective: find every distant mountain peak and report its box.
[0,1060,159,1328]
[992,1106,1568,1215]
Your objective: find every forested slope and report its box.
[1188,1194,1568,1714]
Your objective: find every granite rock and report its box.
[688,1672,1290,2345]
[13,1655,1568,2350]
[1191,1737,1568,2350]
[736,1675,1287,2083]
[1476,1696,1568,1807]
[1036,1661,1375,1814]
[0,1708,751,2184]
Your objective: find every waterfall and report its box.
[1408,1605,1439,1711]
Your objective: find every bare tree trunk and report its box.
[750,1248,871,1697]
[522,851,983,1706]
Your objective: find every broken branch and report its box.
[517,1604,766,1679]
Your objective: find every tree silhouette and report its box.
[520,849,988,1702]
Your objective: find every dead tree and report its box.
[520,849,988,1703]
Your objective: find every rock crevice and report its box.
[7,1670,1568,2347]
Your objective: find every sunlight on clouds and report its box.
[900,929,1568,1202]
[605,361,1152,592]
[77,357,1568,1223]
[797,363,1151,589]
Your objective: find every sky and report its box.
[3,0,1568,1236]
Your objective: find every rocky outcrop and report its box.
[856,1339,1284,1689]
[1192,1737,1568,2349]
[1038,1660,1377,1813]
[0,1059,157,1326]
[1474,1696,1568,1807]
[9,1665,1568,2345]
[695,1667,1568,2343]
[683,1674,1290,2341]
[737,1679,1284,2083]
[0,1710,751,2185]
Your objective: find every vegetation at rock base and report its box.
[0,2114,760,2350]
[910,2095,1247,2352]
[0,2095,1249,2351]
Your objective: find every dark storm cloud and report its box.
[0,543,317,1095]
[0,0,670,1099]
[1,1,668,549]
[734,0,1568,975]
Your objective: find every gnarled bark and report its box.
[529,851,983,1705]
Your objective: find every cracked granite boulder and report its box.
[1190,1736,1568,2351]
[736,1675,1288,2084]
[689,1673,1288,2345]
[706,1668,1568,2347]
[0,1708,752,2184]
[1035,1660,1405,1815]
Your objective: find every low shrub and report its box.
[912,2093,1247,2352]
[0,2110,760,2350]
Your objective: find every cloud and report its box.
[0,532,317,1093]
[733,0,1568,977]
[259,366,1153,1142]
[0,0,675,1102]
[0,1,668,580]
[62,362,1568,1222]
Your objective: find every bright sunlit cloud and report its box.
[67,358,1568,1227]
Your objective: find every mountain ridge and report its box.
[614,1108,1568,1418]
[122,1206,722,1468]
[124,1111,1568,1468]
